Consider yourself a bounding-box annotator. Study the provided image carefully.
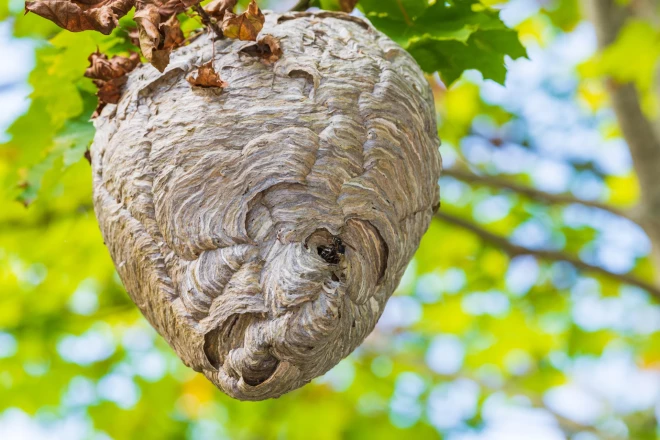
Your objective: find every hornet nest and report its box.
[91,10,442,400]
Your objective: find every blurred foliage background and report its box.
[1,0,659,439]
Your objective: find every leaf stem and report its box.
[394,0,413,26]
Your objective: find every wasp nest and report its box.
[91,10,442,400]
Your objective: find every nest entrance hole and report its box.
[305,229,346,265]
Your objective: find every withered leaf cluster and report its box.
[26,0,269,71]
[27,0,277,103]
[25,0,134,34]
[85,51,141,117]
[133,0,185,72]
[186,0,278,90]
[25,0,192,71]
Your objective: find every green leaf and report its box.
[3,24,134,205]
[0,0,8,20]
[542,0,581,31]
[319,0,342,11]
[17,106,95,206]
[358,0,526,85]
[408,29,526,85]
[13,9,63,38]
[359,0,429,22]
[361,0,475,45]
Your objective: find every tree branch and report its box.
[587,0,660,269]
[290,0,310,11]
[356,350,617,440]
[442,167,637,222]
[0,204,94,230]
[435,211,660,301]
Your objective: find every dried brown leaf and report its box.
[128,28,140,47]
[186,61,227,88]
[157,0,197,16]
[134,1,184,72]
[85,51,141,80]
[339,0,358,13]
[85,51,141,117]
[258,34,282,63]
[91,76,124,117]
[95,76,128,105]
[240,35,282,64]
[204,0,237,20]
[161,13,184,50]
[221,0,264,41]
[24,0,134,34]
[134,2,161,64]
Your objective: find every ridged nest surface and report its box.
[91,10,442,400]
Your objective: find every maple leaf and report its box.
[204,0,237,21]
[222,0,264,41]
[24,0,134,34]
[187,61,228,88]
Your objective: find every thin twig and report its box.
[442,167,638,223]
[2,203,94,229]
[356,353,617,440]
[193,4,223,39]
[290,0,310,11]
[435,211,660,301]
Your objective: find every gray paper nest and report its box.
[91,10,442,400]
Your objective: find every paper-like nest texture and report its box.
[91,10,442,400]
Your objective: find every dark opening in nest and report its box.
[317,237,345,265]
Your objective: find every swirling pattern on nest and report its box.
[91,10,442,400]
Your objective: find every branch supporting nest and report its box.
[435,211,660,301]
